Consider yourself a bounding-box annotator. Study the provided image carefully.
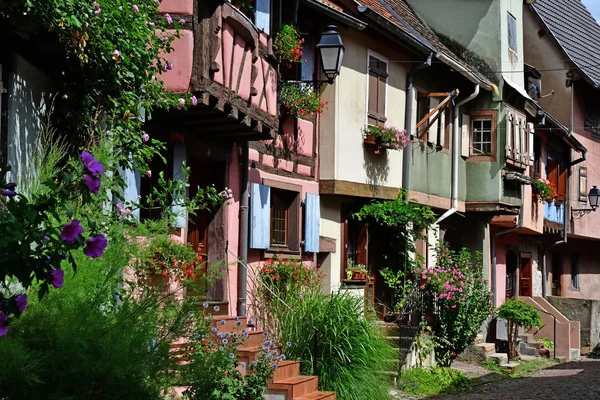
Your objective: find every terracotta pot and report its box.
[352,271,366,280]
[363,134,378,146]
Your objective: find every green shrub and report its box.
[398,367,470,397]
[535,337,554,349]
[0,229,187,399]
[497,299,542,359]
[279,292,395,400]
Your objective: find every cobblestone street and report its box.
[432,358,600,399]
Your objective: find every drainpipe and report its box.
[237,142,249,316]
[436,84,480,224]
[402,53,433,197]
[492,191,524,306]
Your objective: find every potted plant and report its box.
[346,258,367,280]
[362,124,409,154]
[532,175,557,203]
[280,83,328,118]
[273,24,304,65]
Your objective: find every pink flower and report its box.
[146,170,152,178]
[179,18,185,24]
[452,304,457,309]
[165,13,173,24]
[177,98,185,110]
[191,95,198,106]
[166,62,173,70]
[132,5,139,13]
[142,133,150,142]
[419,285,425,290]
[93,2,100,9]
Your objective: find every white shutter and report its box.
[123,167,141,221]
[513,117,520,160]
[505,112,513,159]
[439,105,446,147]
[461,114,471,157]
[528,122,535,166]
[520,118,527,163]
[172,144,187,229]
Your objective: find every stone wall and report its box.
[547,296,600,351]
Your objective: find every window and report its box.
[140,145,173,221]
[579,167,588,203]
[471,118,493,155]
[546,155,567,201]
[367,54,387,126]
[504,108,531,166]
[342,210,368,281]
[270,189,295,247]
[508,12,517,53]
[571,255,580,290]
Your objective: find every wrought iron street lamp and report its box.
[316,25,345,84]
[572,185,600,219]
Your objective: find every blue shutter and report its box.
[304,193,320,253]
[123,167,141,220]
[172,144,187,229]
[254,0,271,34]
[250,183,271,249]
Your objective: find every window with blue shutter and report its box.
[250,183,271,249]
[172,144,187,229]
[254,0,271,34]
[304,193,320,253]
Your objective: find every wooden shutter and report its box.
[513,117,520,160]
[356,221,368,267]
[505,112,513,159]
[520,118,527,163]
[172,144,187,228]
[254,0,271,34]
[304,193,320,253]
[557,164,567,201]
[123,167,141,221]
[368,56,387,126]
[461,114,470,157]
[528,122,535,165]
[249,183,271,249]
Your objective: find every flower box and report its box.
[352,271,367,280]
[362,125,408,154]
[363,134,378,146]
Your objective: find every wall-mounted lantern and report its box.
[316,25,345,84]
[572,185,600,219]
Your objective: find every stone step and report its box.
[570,348,581,360]
[519,355,539,361]
[474,334,484,344]
[272,360,301,382]
[294,391,336,400]
[486,352,509,364]
[474,342,496,355]
[518,333,535,343]
[500,361,520,374]
[529,341,546,349]
[269,376,319,399]
[212,315,250,333]
[518,341,538,357]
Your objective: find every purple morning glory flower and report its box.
[142,133,150,142]
[84,235,107,258]
[2,189,16,196]
[14,294,27,313]
[191,95,197,106]
[0,314,8,336]
[60,220,84,244]
[83,174,101,194]
[50,268,64,289]
[80,151,105,176]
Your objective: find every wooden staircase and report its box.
[201,313,336,400]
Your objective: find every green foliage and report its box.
[355,191,435,311]
[497,299,542,330]
[362,124,409,153]
[273,24,304,64]
[4,0,194,169]
[535,337,554,349]
[497,299,542,359]
[280,83,327,118]
[0,229,187,399]
[398,367,470,397]
[181,308,276,400]
[279,292,395,400]
[418,244,493,366]
[532,177,557,203]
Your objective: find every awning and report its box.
[503,74,534,102]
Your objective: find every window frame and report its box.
[468,110,497,161]
[263,179,302,255]
[366,50,388,127]
[579,167,588,203]
[570,254,580,291]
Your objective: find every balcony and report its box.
[156,1,279,141]
[544,201,564,233]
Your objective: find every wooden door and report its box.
[519,256,533,297]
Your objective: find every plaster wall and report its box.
[319,196,343,293]
[548,239,600,301]
[6,54,51,191]
[319,28,410,188]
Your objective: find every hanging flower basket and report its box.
[532,176,557,203]
[273,24,304,65]
[280,83,328,118]
[362,125,409,155]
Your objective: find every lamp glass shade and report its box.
[316,25,345,82]
[589,186,600,208]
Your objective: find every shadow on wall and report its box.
[363,146,390,193]
[6,54,53,190]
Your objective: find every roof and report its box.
[532,0,600,87]
[355,0,496,88]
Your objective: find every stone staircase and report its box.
[172,309,335,400]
